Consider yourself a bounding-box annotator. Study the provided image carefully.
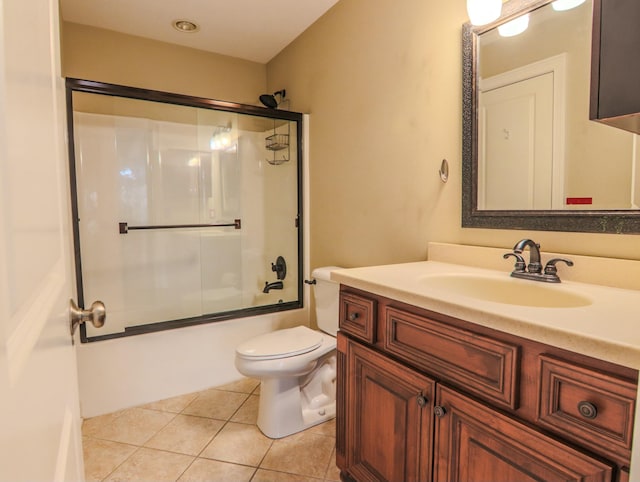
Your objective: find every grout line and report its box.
[247,467,259,481]
[173,453,197,482]
[100,445,142,482]
[141,414,178,447]
[179,390,227,461]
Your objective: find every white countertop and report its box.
[331,260,640,370]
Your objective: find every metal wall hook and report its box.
[70,299,106,336]
[439,159,449,183]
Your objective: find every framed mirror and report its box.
[462,0,640,233]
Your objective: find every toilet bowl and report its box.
[234,266,342,439]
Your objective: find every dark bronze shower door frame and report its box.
[66,78,304,343]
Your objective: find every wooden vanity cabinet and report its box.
[336,286,638,482]
[338,334,435,482]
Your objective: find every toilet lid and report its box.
[236,325,323,360]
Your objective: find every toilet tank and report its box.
[312,266,343,336]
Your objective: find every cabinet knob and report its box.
[348,312,359,321]
[416,394,428,407]
[577,401,598,419]
[434,405,447,418]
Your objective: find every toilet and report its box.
[234,266,342,439]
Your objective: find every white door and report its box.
[0,0,84,481]
[479,72,554,210]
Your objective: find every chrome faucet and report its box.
[504,239,573,283]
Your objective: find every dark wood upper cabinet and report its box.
[591,0,640,133]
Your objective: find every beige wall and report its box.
[267,0,640,268]
[62,3,640,274]
[62,22,266,105]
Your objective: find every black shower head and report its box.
[259,89,286,109]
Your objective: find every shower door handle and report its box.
[70,299,106,336]
[119,219,241,234]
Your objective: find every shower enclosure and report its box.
[66,79,303,342]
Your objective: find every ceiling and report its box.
[59,0,340,64]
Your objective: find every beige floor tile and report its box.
[216,377,260,394]
[251,468,323,482]
[82,437,137,482]
[200,422,272,466]
[182,389,249,420]
[105,447,193,481]
[178,458,255,482]
[144,414,225,456]
[230,394,259,424]
[260,431,335,479]
[81,380,334,481]
[305,418,336,438]
[324,448,341,482]
[141,392,199,413]
[84,408,176,445]
[82,410,126,438]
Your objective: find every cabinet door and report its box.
[592,0,640,120]
[434,385,613,482]
[345,338,435,482]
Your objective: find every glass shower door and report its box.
[68,82,302,341]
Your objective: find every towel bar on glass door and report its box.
[118,219,241,234]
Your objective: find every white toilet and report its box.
[234,266,342,439]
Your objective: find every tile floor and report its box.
[82,378,341,482]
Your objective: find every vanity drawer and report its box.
[538,355,637,459]
[383,306,520,409]
[339,292,377,344]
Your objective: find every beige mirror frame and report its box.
[462,0,640,234]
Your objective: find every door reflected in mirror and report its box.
[477,0,640,211]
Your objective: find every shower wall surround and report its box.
[67,80,303,342]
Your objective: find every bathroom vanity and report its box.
[332,246,640,482]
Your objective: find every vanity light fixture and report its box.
[498,13,530,37]
[551,0,586,11]
[172,20,200,33]
[466,0,502,26]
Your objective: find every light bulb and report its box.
[467,0,503,26]
[210,127,233,151]
[498,13,530,37]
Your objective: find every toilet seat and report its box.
[236,325,323,360]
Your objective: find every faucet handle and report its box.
[503,253,526,272]
[544,258,574,276]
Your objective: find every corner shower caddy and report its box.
[266,119,290,165]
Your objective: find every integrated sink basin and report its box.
[418,273,592,308]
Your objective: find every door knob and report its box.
[577,400,598,420]
[70,299,106,336]
[434,405,447,418]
